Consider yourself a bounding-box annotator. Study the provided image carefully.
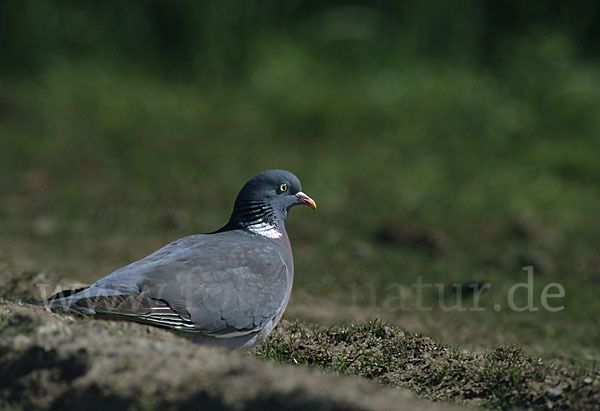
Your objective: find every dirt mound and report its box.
[0,300,448,411]
[2,267,598,410]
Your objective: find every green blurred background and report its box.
[1,1,600,362]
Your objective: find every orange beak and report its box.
[295,192,317,209]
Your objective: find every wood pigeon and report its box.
[43,170,317,350]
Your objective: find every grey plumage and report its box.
[44,169,316,350]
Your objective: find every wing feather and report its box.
[61,232,291,337]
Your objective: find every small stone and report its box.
[12,335,32,350]
[583,376,593,384]
[546,387,563,398]
[383,326,393,335]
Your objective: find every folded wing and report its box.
[50,232,291,338]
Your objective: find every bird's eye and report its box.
[279,183,288,193]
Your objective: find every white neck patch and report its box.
[246,221,282,239]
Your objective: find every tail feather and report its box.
[46,287,89,301]
[35,286,90,312]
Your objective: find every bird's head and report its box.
[226,169,316,231]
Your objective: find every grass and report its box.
[1,26,600,408]
[255,320,600,409]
